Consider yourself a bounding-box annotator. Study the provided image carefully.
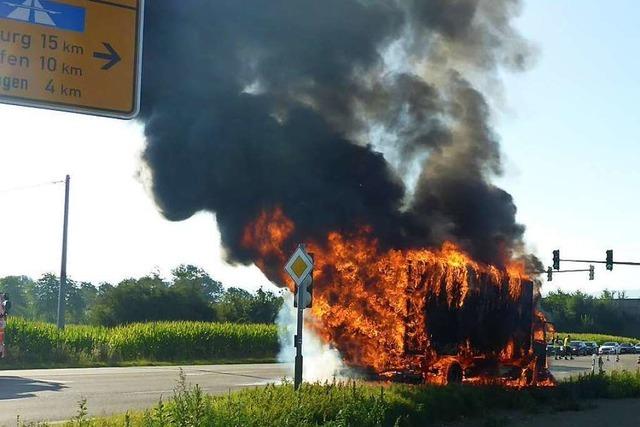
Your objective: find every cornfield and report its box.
[2,318,279,366]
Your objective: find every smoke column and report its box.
[139,0,532,270]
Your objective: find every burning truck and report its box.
[385,259,553,386]
[243,210,554,387]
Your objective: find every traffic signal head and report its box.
[552,250,560,270]
[547,267,553,282]
[296,275,313,309]
[589,265,595,281]
[606,250,613,271]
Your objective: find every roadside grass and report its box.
[18,371,640,427]
[557,332,640,345]
[2,318,279,370]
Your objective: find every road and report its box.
[1,356,639,425]
[0,363,291,425]
[547,353,640,380]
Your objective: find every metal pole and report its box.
[294,271,312,390]
[551,269,592,274]
[56,175,70,329]
[561,259,640,267]
[294,292,304,390]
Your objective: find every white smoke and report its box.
[276,292,347,381]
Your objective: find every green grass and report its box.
[557,332,640,345]
[22,370,640,427]
[2,318,279,369]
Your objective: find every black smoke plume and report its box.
[139,0,531,269]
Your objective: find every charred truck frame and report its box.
[382,261,552,387]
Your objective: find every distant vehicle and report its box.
[634,343,640,353]
[569,341,589,356]
[583,342,598,355]
[599,342,620,355]
[619,343,635,354]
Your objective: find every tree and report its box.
[216,287,284,324]
[89,274,216,326]
[171,264,223,303]
[65,281,98,324]
[33,273,60,323]
[216,287,254,323]
[541,289,636,336]
[250,287,284,324]
[0,275,35,318]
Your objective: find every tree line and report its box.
[0,265,284,327]
[541,289,640,337]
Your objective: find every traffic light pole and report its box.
[294,293,304,390]
[548,268,592,273]
[561,259,640,267]
[285,244,314,391]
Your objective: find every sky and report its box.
[0,0,639,295]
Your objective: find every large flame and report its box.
[243,208,553,387]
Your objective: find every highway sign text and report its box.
[0,0,144,118]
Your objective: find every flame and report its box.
[243,208,554,387]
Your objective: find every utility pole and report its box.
[57,175,70,330]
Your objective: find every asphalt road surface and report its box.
[547,353,640,380]
[1,356,639,425]
[0,364,291,425]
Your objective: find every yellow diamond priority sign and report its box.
[0,0,144,118]
[285,244,314,286]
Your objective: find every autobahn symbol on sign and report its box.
[0,0,144,118]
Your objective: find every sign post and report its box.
[0,0,144,118]
[285,244,314,390]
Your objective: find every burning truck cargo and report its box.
[138,2,551,387]
[243,209,554,387]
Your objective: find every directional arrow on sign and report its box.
[93,42,121,70]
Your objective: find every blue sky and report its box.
[0,1,638,295]
[496,0,640,294]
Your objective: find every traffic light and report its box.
[589,265,595,281]
[606,250,613,271]
[547,267,553,282]
[296,275,313,309]
[552,250,560,271]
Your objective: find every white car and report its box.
[598,342,620,355]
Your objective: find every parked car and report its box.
[599,342,620,354]
[634,343,640,353]
[619,343,635,354]
[570,341,589,356]
[583,341,598,355]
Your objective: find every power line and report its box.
[0,179,65,195]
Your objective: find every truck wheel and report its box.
[521,367,534,386]
[445,361,463,385]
